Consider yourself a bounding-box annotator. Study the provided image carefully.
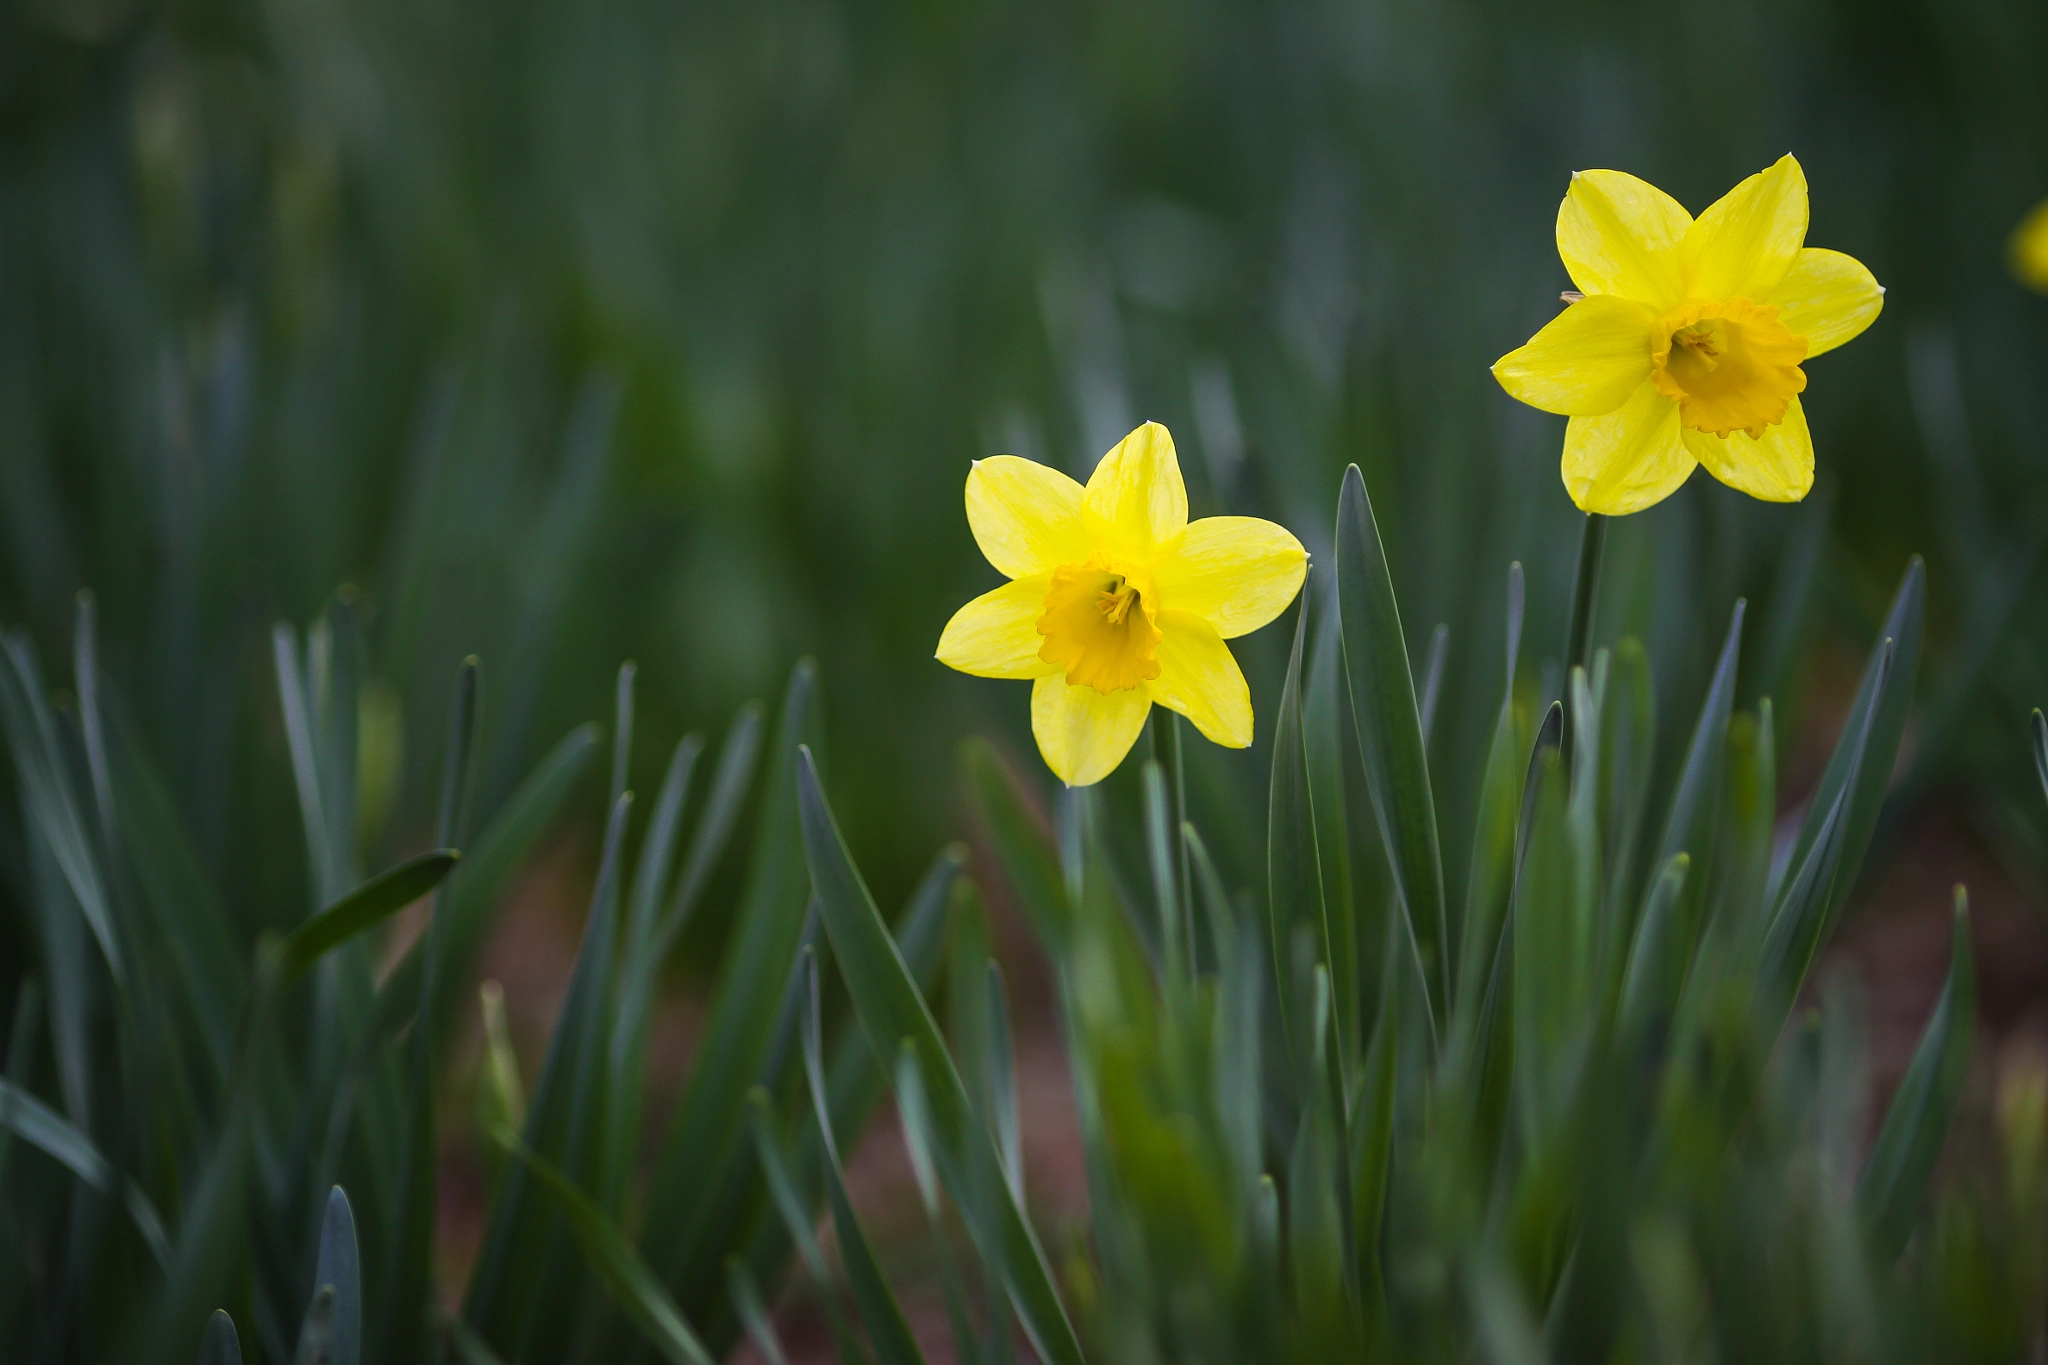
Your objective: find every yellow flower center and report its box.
[1036,562,1161,694]
[1650,297,1809,439]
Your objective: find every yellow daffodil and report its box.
[2012,198,2048,292]
[1493,155,1883,515]
[936,421,1306,787]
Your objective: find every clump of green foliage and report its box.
[2,466,2044,1365]
[0,597,964,1364]
[930,472,2046,1362]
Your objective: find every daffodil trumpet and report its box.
[936,422,1308,787]
[1494,154,1883,516]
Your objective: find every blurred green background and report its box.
[4,0,2048,921]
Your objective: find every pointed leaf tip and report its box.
[315,1185,362,1365]
[199,1311,242,1365]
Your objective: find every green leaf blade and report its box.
[796,747,1084,1365]
[1857,887,1976,1264]
[277,849,461,982]
[1334,465,1447,1033]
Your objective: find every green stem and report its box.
[1169,713,1194,982]
[1561,511,1608,762]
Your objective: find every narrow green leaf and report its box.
[729,848,961,1362]
[1270,582,1330,1078]
[277,850,460,983]
[1455,563,1526,1036]
[985,961,1023,1204]
[643,664,820,1298]
[198,1311,242,1365]
[1350,967,1397,1303]
[1616,854,1692,1040]
[1513,744,1578,1143]
[653,701,765,967]
[107,700,243,1077]
[70,592,118,902]
[2032,709,2048,811]
[314,1186,362,1365]
[1305,603,1361,1049]
[1334,465,1447,1031]
[464,785,632,1350]
[494,1132,718,1365]
[898,1042,943,1217]
[127,1098,250,1365]
[1143,760,1186,983]
[1857,887,1976,1263]
[0,982,41,1196]
[375,722,601,1044]
[479,982,526,1134]
[607,731,705,1211]
[273,621,339,905]
[1779,559,1923,917]
[1288,1078,1349,1336]
[803,952,927,1365]
[797,748,1085,1365]
[1597,637,1655,928]
[0,1075,171,1265]
[0,631,122,984]
[295,1286,337,1365]
[385,659,478,1365]
[1183,823,1237,981]
[318,596,366,895]
[1756,642,1894,1032]
[746,1093,871,1365]
[620,734,704,1001]
[1417,622,1451,743]
[1462,701,1561,1171]
[611,660,636,808]
[1643,600,1744,962]
[726,1256,793,1365]
[1704,703,1776,969]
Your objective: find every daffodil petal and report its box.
[1492,295,1657,416]
[2012,198,2048,292]
[1556,169,1691,308]
[1682,395,1814,503]
[935,573,1059,679]
[1146,611,1252,748]
[1766,247,1883,359]
[966,456,1092,579]
[1082,421,1188,555]
[1150,516,1307,639]
[1682,154,1808,303]
[1030,673,1152,787]
[1561,378,1697,515]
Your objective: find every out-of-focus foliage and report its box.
[3,0,2048,911]
[5,0,2048,1357]
[0,597,957,1362]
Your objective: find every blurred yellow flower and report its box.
[937,422,1306,786]
[1493,155,1883,515]
[2012,198,2048,292]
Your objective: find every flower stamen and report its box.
[1037,562,1161,694]
[1650,297,1809,440]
